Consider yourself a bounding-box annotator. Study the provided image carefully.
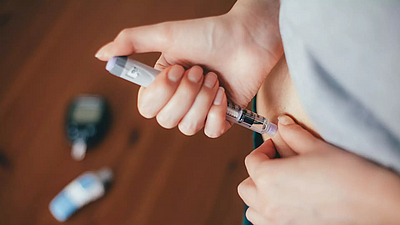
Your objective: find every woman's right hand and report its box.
[95,0,283,137]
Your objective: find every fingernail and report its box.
[204,73,217,88]
[168,66,184,82]
[95,47,105,58]
[188,68,203,83]
[96,42,115,59]
[278,115,295,125]
[213,87,224,105]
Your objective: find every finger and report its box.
[273,131,297,158]
[244,139,273,178]
[154,54,170,71]
[204,87,233,138]
[95,22,172,61]
[278,115,322,154]
[137,65,185,118]
[237,177,259,208]
[156,66,204,129]
[246,207,270,225]
[178,72,219,136]
[254,138,276,159]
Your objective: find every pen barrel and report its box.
[226,102,276,135]
[107,56,158,87]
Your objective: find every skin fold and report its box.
[257,56,317,157]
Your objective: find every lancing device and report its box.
[106,56,277,135]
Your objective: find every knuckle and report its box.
[237,177,252,197]
[245,209,259,225]
[244,154,253,169]
[156,22,174,45]
[116,28,131,40]
[237,181,245,197]
[245,209,253,221]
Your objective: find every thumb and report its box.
[277,115,322,154]
[95,22,174,61]
[253,138,276,159]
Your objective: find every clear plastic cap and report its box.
[266,123,277,135]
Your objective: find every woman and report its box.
[95,0,400,224]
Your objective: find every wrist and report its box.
[228,0,281,27]
[225,0,283,66]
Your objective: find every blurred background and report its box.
[0,0,254,224]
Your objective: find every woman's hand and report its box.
[137,64,230,137]
[96,0,282,107]
[95,0,282,137]
[238,115,400,225]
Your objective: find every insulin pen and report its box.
[105,56,277,135]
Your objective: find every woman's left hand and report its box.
[238,115,400,225]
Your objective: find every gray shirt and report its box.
[279,1,400,173]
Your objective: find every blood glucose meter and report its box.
[66,95,111,160]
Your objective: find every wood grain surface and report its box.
[0,0,253,224]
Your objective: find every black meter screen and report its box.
[72,102,102,124]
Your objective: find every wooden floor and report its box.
[0,0,253,224]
